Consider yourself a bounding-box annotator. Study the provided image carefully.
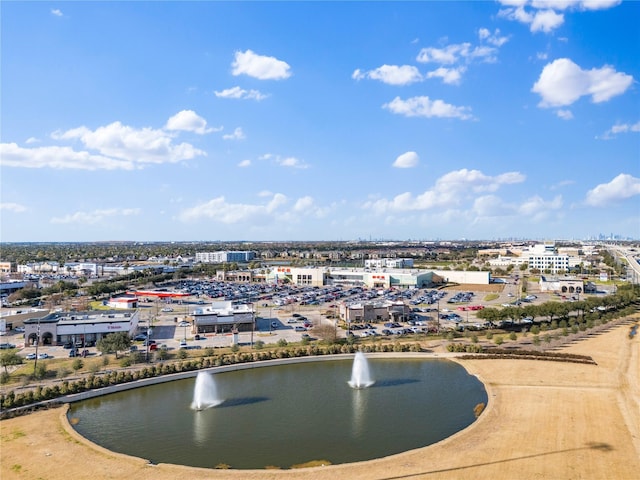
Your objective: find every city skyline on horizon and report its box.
[1,1,639,243]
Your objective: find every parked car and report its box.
[26,353,37,360]
[37,353,49,359]
[161,307,173,312]
[14,326,25,333]
[133,334,147,341]
[0,343,16,350]
[294,326,307,332]
[178,321,190,327]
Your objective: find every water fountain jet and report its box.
[191,371,223,410]
[348,351,374,389]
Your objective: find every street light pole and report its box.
[33,320,41,375]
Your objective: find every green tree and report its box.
[1,350,23,374]
[96,332,131,359]
[71,359,84,372]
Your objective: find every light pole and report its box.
[32,320,41,375]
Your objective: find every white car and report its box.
[26,353,37,360]
[14,326,25,333]
[178,321,190,327]
[161,307,173,312]
[37,353,49,359]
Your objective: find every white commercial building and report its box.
[191,301,255,334]
[23,309,140,347]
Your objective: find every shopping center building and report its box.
[23,309,140,347]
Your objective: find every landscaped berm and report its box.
[1,318,638,480]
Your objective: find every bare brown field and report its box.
[1,319,638,480]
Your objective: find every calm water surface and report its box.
[69,358,487,469]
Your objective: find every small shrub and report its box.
[509,332,517,341]
[119,357,132,368]
[532,335,541,346]
[71,359,84,372]
[471,334,478,343]
[530,325,540,335]
[102,356,110,366]
[230,343,240,353]
[33,363,48,380]
[253,340,265,350]
[494,336,504,345]
[485,331,493,340]
[177,349,188,359]
[277,339,288,347]
[0,371,10,384]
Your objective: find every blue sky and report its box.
[1,0,639,243]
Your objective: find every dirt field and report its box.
[1,319,638,480]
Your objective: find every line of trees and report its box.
[476,284,639,325]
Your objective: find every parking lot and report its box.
[2,276,588,359]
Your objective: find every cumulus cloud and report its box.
[556,109,573,120]
[383,96,474,120]
[585,174,640,206]
[393,151,420,168]
[51,9,63,17]
[517,194,563,221]
[222,127,246,141]
[214,86,268,100]
[532,58,633,108]
[498,0,622,33]
[599,121,640,140]
[51,208,141,225]
[352,65,423,86]
[425,66,467,85]
[232,49,291,80]
[2,112,209,170]
[179,193,288,223]
[362,168,525,214]
[0,143,136,170]
[416,42,499,65]
[0,202,28,213]
[277,156,308,169]
[52,120,206,165]
[165,110,220,134]
[237,159,251,167]
[414,33,505,85]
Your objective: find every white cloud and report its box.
[52,119,206,165]
[51,9,63,17]
[277,156,308,169]
[415,36,502,84]
[51,208,141,225]
[222,127,246,141]
[383,96,474,120]
[599,121,640,139]
[352,65,423,86]
[531,9,565,32]
[478,28,510,47]
[0,143,136,170]
[25,137,39,144]
[165,110,219,134]
[473,195,516,217]
[585,174,640,206]
[517,194,563,221]
[232,49,291,80]
[556,109,573,120]
[417,43,472,64]
[425,66,467,85]
[498,0,621,33]
[362,168,525,214]
[532,58,633,107]
[214,86,268,100]
[238,159,251,167]
[179,193,288,223]
[0,202,28,213]
[392,151,420,168]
